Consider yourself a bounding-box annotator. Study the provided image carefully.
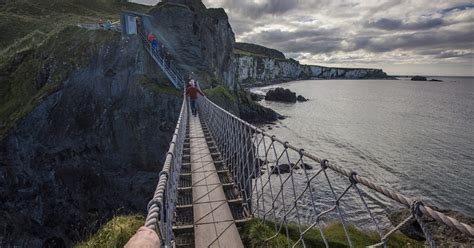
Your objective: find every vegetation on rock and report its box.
[138,74,181,96]
[241,219,424,248]
[74,215,144,248]
[0,26,120,137]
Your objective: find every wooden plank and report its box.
[189,115,244,248]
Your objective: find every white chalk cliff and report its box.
[233,43,388,84]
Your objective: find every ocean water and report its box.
[251,77,474,228]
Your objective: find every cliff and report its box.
[234,42,388,85]
[144,0,236,88]
[0,24,181,247]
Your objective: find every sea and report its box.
[250,76,474,229]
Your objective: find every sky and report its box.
[132,0,474,76]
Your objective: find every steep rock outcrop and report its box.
[0,27,181,246]
[143,0,236,88]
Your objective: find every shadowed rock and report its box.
[297,95,308,102]
[265,88,297,103]
[411,76,427,81]
[388,208,474,247]
[300,163,313,170]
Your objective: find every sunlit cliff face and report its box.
[134,0,474,76]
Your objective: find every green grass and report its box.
[0,0,149,50]
[74,215,144,248]
[241,219,424,248]
[0,26,119,137]
[234,48,287,61]
[138,74,181,96]
[204,85,237,103]
[0,0,150,137]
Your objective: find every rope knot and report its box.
[271,135,276,141]
[283,141,289,148]
[410,200,424,218]
[147,198,163,212]
[159,170,169,179]
[349,171,358,185]
[320,159,329,170]
[299,149,305,155]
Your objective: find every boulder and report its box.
[270,164,291,174]
[300,163,313,170]
[250,92,265,101]
[265,88,297,103]
[411,76,427,81]
[296,95,307,102]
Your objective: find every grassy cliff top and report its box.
[0,0,149,51]
[234,42,286,60]
[0,26,120,138]
[0,0,151,137]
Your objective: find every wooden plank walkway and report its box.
[189,114,244,248]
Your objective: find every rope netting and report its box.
[196,96,474,247]
[144,95,188,247]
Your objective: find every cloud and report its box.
[365,18,445,30]
[440,3,474,14]
[128,0,474,76]
[206,0,300,18]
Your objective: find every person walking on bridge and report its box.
[185,82,204,116]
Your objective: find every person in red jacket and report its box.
[147,32,155,42]
[185,83,205,116]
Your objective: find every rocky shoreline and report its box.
[389,208,473,247]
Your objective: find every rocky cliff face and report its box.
[0,27,181,246]
[234,43,388,85]
[143,0,236,88]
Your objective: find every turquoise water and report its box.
[252,77,474,226]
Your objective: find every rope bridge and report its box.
[135,27,474,248]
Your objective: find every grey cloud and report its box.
[360,29,474,53]
[240,24,473,56]
[366,17,445,30]
[201,0,474,75]
[435,51,473,59]
[209,0,300,18]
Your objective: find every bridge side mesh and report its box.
[197,96,473,247]
[144,96,188,246]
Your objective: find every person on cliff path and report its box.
[185,83,205,116]
[104,20,112,30]
[147,32,155,42]
[151,38,158,51]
